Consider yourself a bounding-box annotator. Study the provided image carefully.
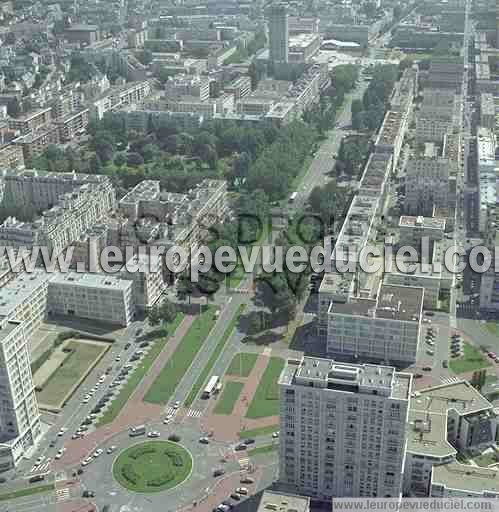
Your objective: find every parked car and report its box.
[124,343,131,350]
[106,446,117,454]
[442,360,449,368]
[148,431,161,438]
[272,431,279,439]
[230,493,241,501]
[244,438,255,445]
[199,437,210,444]
[82,490,95,498]
[240,477,254,484]
[213,469,226,477]
[236,487,249,495]
[234,444,247,451]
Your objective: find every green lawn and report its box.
[248,444,277,457]
[0,484,54,502]
[213,381,244,415]
[97,314,183,427]
[37,340,107,408]
[144,307,217,405]
[239,424,279,439]
[449,341,492,374]
[113,441,192,493]
[486,323,499,336]
[245,357,285,419]
[226,353,258,378]
[473,451,498,467]
[184,305,245,407]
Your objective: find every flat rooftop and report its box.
[49,272,132,291]
[0,270,51,315]
[432,462,499,493]
[399,215,446,231]
[257,491,310,512]
[408,381,493,458]
[280,356,412,400]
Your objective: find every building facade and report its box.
[279,356,411,500]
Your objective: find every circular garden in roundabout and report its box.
[113,441,193,493]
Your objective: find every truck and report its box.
[129,424,146,437]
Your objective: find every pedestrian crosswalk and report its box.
[186,409,203,418]
[165,407,177,416]
[30,461,51,474]
[55,487,70,503]
[440,376,461,384]
[238,458,250,470]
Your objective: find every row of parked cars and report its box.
[214,478,254,511]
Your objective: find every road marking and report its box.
[187,409,203,418]
[55,488,70,502]
[238,458,250,469]
[30,461,51,474]
[440,377,460,384]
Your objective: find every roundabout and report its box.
[113,440,192,493]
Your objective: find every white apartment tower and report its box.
[267,3,289,64]
[279,357,411,500]
[0,319,41,471]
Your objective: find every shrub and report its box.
[147,472,173,487]
[129,447,155,460]
[121,464,139,485]
[165,451,184,467]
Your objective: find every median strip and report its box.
[144,306,217,405]
[184,304,246,407]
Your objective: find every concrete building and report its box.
[47,272,134,327]
[224,76,252,100]
[257,491,310,512]
[164,75,210,101]
[279,356,411,500]
[0,144,24,170]
[398,215,446,249]
[0,318,41,472]
[431,463,499,497]
[0,171,116,256]
[318,153,393,338]
[119,253,165,311]
[416,89,458,143]
[14,125,60,163]
[55,108,89,142]
[405,157,450,216]
[117,179,227,257]
[0,270,52,345]
[326,283,424,367]
[476,127,497,233]
[63,24,99,45]
[480,93,495,130]
[404,381,499,496]
[8,107,52,136]
[288,34,321,63]
[267,3,289,64]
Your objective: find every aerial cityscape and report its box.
[0,0,498,511]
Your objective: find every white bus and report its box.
[289,191,298,203]
[202,375,220,399]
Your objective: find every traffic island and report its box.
[113,441,192,493]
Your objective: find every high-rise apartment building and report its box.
[267,3,289,64]
[0,318,41,471]
[279,356,411,500]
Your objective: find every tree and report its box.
[127,152,145,167]
[114,153,127,167]
[351,99,364,130]
[89,154,102,174]
[147,300,177,327]
[471,369,487,391]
